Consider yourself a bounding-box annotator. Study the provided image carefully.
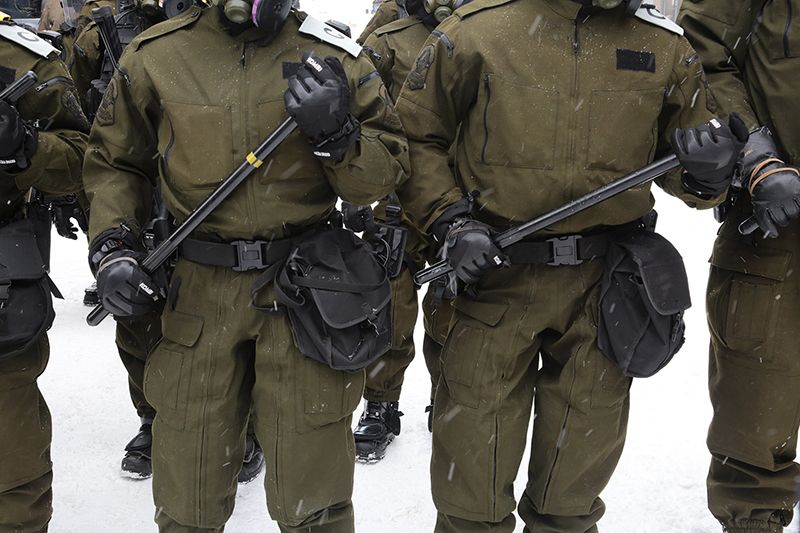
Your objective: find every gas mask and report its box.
[423,0,472,22]
[591,0,643,15]
[137,0,198,21]
[211,0,290,32]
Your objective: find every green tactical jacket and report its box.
[363,14,434,102]
[395,0,722,237]
[678,0,799,167]
[84,7,409,245]
[357,0,400,45]
[0,23,90,220]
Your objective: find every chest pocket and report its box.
[765,0,800,59]
[586,87,663,174]
[159,100,234,190]
[468,73,559,169]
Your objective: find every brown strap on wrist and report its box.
[748,158,800,195]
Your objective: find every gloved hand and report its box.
[0,100,38,170]
[50,194,89,240]
[284,50,361,160]
[341,202,377,233]
[441,218,508,286]
[739,127,800,238]
[672,113,749,197]
[90,227,164,320]
[96,250,163,319]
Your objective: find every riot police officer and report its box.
[82,1,408,531]
[678,2,800,532]
[394,0,746,531]
[0,13,89,532]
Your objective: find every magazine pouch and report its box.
[253,226,392,372]
[0,218,62,361]
[597,230,691,378]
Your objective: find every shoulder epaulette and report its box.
[130,5,203,52]
[455,0,515,20]
[0,21,59,58]
[372,15,423,37]
[633,4,683,35]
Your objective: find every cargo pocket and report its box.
[586,88,662,174]
[709,239,793,372]
[159,100,234,190]
[144,309,204,431]
[296,359,365,434]
[442,298,509,409]
[590,345,632,409]
[467,73,558,169]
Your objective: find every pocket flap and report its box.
[0,219,45,280]
[615,232,691,316]
[710,236,791,281]
[162,310,204,347]
[452,296,509,327]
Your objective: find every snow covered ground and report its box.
[32,2,799,532]
[42,188,773,533]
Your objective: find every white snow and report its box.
[40,187,763,533]
[32,2,797,531]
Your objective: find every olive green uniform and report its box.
[0,26,89,533]
[678,2,800,532]
[360,14,443,404]
[356,0,399,46]
[395,0,720,531]
[70,1,160,430]
[83,6,408,531]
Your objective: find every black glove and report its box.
[738,128,800,238]
[672,113,749,197]
[0,100,38,170]
[441,218,508,286]
[284,50,361,160]
[96,250,163,319]
[90,227,164,320]
[341,202,376,233]
[50,194,89,240]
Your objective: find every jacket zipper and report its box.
[34,76,74,92]
[481,74,491,163]
[784,0,793,58]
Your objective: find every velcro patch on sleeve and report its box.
[616,49,656,73]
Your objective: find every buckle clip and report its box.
[231,240,265,271]
[547,235,583,266]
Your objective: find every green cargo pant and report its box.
[705,214,800,533]
[116,312,161,420]
[421,280,455,400]
[363,266,418,402]
[0,336,52,533]
[144,259,364,532]
[431,259,630,533]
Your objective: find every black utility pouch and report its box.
[0,218,63,360]
[597,230,691,378]
[253,225,393,372]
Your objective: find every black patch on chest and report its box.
[282,62,302,79]
[0,65,17,90]
[616,49,656,73]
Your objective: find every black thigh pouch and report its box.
[597,230,691,378]
[254,226,393,373]
[0,219,61,361]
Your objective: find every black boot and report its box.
[353,401,402,462]
[237,433,264,484]
[121,419,152,479]
[83,281,99,306]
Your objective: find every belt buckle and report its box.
[231,240,264,271]
[547,235,583,266]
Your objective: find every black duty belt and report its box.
[179,238,293,271]
[506,233,612,266]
